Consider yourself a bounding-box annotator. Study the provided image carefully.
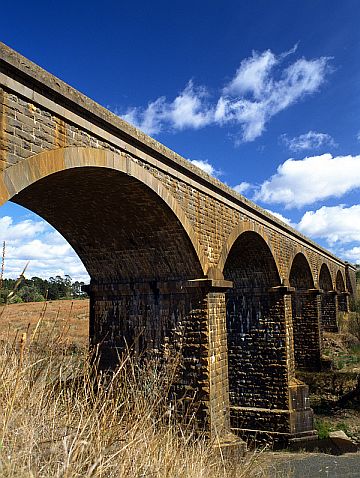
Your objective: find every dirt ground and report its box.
[0,299,89,345]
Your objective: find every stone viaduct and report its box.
[0,43,356,447]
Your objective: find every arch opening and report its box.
[223,231,296,432]
[12,167,203,282]
[289,253,321,371]
[336,270,348,313]
[0,147,232,434]
[319,264,338,332]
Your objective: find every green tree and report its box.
[19,285,45,303]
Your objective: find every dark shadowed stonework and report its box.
[0,43,356,450]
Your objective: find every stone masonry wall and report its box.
[321,292,338,332]
[292,292,322,371]
[89,281,230,434]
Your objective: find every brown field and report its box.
[0,299,89,345]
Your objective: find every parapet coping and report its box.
[0,42,354,270]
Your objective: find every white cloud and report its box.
[121,81,213,135]
[281,131,336,152]
[0,216,89,282]
[118,48,331,142]
[189,159,220,177]
[223,50,277,98]
[232,182,252,194]
[265,209,295,227]
[217,54,330,142]
[122,97,166,135]
[342,246,360,264]
[0,216,46,242]
[297,204,360,245]
[168,82,213,130]
[254,153,360,208]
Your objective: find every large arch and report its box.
[0,147,207,275]
[1,147,222,412]
[336,270,348,313]
[319,263,338,332]
[289,253,322,371]
[221,231,311,436]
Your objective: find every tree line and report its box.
[0,275,88,304]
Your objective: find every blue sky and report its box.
[1,0,360,281]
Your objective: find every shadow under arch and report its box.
[289,253,322,371]
[319,263,333,291]
[1,147,215,375]
[319,263,338,332]
[336,270,346,292]
[222,230,301,435]
[336,269,349,313]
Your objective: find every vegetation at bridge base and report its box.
[0,313,272,478]
[314,418,352,440]
[0,275,88,304]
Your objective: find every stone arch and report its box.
[0,147,207,277]
[289,253,314,290]
[319,263,338,332]
[217,221,281,278]
[336,270,346,292]
[289,253,321,370]
[319,263,333,291]
[345,266,354,296]
[336,270,348,313]
[0,146,234,432]
[286,248,314,286]
[223,231,296,433]
[0,147,210,364]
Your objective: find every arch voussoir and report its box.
[0,147,207,275]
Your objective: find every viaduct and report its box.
[0,43,356,449]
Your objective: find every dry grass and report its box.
[0,302,272,478]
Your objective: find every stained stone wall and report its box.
[290,254,322,371]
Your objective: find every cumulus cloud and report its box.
[119,48,331,142]
[122,81,213,135]
[232,182,252,195]
[289,204,360,264]
[254,153,360,208]
[0,216,89,282]
[297,204,360,245]
[281,131,336,152]
[0,216,46,241]
[189,159,220,177]
[265,209,295,227]
[342,246,360,264]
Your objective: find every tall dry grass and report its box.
[0,309,272,478]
